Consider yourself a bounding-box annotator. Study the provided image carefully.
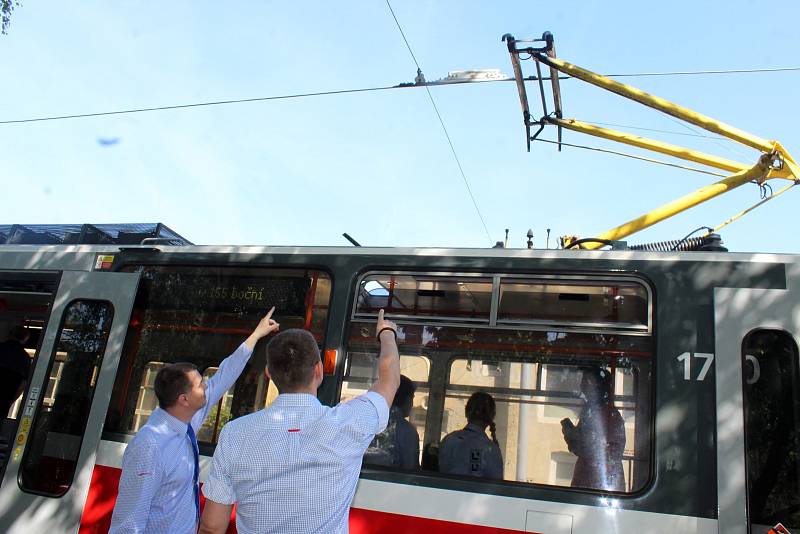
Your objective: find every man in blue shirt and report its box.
[109,307,280,534]
[199,309,400,534]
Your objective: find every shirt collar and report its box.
[465,422,486,434]
[270,393,322,408]
[150,406,190,435]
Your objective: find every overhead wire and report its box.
[662,115,754,160]
[1,65,796,126]
[579,120,729,140]
[0,85,401,125]
[531,138,728,177]
[599,66,800,78]
[385,0,494,245]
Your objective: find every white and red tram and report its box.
[0,242,797,533]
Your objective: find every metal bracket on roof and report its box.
[502,32,564,152]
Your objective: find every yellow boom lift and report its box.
[502,32,799,250]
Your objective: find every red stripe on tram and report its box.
[80,463,529,534]
[79,464,238,534]
[350,508,531,534]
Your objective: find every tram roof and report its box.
[0,242,794,265]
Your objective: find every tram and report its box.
[0,232,797,533]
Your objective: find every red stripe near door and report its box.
[78,464,238,534]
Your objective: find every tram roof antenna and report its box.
[342,233,362,247]
[502,31,800,249]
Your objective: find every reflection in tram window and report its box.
[197,367,234,443]
[345,272,653,494]
[42,354,67,407]
[103,266,331,446]
[131,361,165,431]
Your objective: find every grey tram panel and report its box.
[714,262,800,534]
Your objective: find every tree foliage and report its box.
[1,0,19,35]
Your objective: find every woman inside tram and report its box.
[438,391,504,480]
[561,366,626,491]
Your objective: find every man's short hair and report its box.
[9,325,29,344]
[393,375,416,409]
[154,362,198,408]
[266,329,321,392]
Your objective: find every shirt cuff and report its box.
[363,391,390,434]
[201,477,236,506]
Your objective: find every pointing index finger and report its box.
[265,306,276,320]
[378,309,384,322]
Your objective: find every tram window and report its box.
[103,266,331,447]
[742,330,800,530]
[345,272,653,494]
[344,323,652,492]
[498,279,649,331]
[19,300,113,497]
[355,274,493,322]
[443,358,647,492]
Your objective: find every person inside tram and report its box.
[0,325,32,418]
[561,366,626,491]
[438,391,504,480]
[364,374,420,469]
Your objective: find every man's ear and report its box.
[315,360,324,382]
[264,366,272,380]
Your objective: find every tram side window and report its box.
[103,266,331,448]
[19,300,113,497]
[742,330,800,530]
[345,272,653,494]
[444,357,648,492]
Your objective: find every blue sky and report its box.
[3,1,799,252]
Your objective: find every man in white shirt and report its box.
[199,309,400,534]
[109,307,280,534]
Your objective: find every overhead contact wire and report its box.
[385,0,494,245]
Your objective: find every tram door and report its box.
[0,271,59,483]
[0,270,139,534]
[715,278,800,534]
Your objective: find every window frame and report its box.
[354,271,495,324]
[18,298,114,498]
[101,262,334,449]
[353,271,652,336]
[347,269,655,498]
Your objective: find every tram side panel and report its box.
[71,252,788,533]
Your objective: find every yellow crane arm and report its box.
[503,32,799,249]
